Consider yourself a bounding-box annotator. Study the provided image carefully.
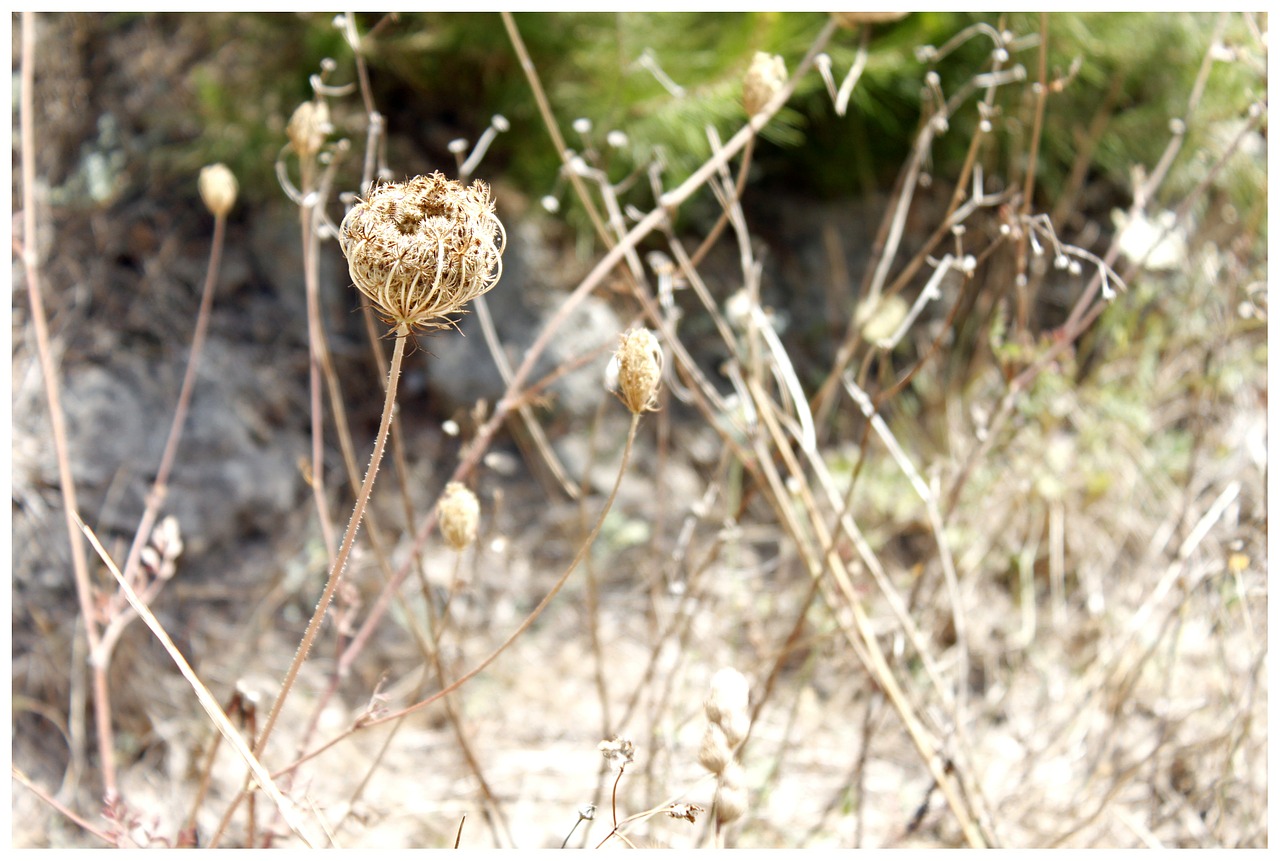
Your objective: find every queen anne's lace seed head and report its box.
[339,172,505,332]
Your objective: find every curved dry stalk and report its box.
[74,515,322,847]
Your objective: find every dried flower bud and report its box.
[599,736,636,766]
[831,12,909,29]
[714,762,748,827]
[743,52,787,117]
[612,328,663,414]
[339,172,505,332]
[856,294,908,345]
[437,482,480,551]
[198,164,237,218]
[666,802,702,824]
[698,722,733,776]
[287,99,331,159]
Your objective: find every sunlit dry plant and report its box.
[339,172,505,333]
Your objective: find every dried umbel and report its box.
[198,163,238,218]
[742,52,787,117]
[339,172,505,332]
[612,328,663,414]
[437,482,480,551]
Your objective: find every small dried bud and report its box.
[831,12,909,29]
[339,172,505,332]
[743,52,787,117]
[198,164,237,218]
[437,482,480,551]
[698,722,733,776]
[856,294,908,345]
[666,802,702,824]
[599,736,636,766]
[714,762,748,827]
[612,328,663,414]
[287,99,331,159]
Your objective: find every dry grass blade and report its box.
[71,513,323,848]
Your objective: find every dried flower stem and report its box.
[18,10,116,803]
[209,325,409,848]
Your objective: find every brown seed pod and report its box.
[339,172,505,332]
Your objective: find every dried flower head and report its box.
[287,99,331,159]
[199,163,238,218]
[598,736,636,766]
[666,802,703,824]
[612,328,663,414]
[743,52,787,117]
[437,482,480,551]
[339,172,505,332]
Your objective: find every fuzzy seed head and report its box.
[437,482,480,551]
[339,172,505,332]
[743,52,787,117]
[287,99,331,159]
[199,164,238,218]
[613,328,663,414]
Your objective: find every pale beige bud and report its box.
[612,328,663,415]
[742,52,787,117]
[198,163,238,218]
[856,294,908,345]
[287,99,331,159]
[831,12,909,29]
[437,482,480,551]
[714,762,748,827]
[698,722,733,776]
